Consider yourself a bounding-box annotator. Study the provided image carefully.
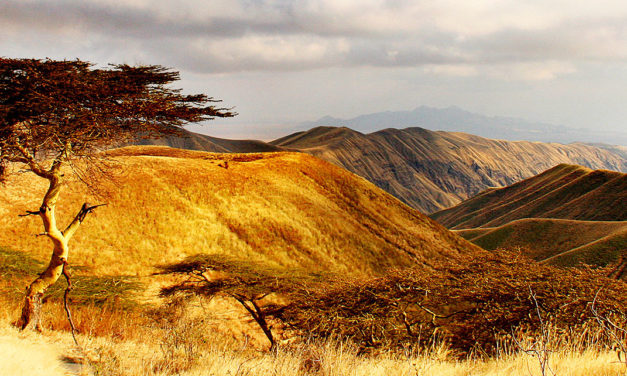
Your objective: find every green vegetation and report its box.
[0,247,139,308]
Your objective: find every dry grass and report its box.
[0,307,625,376]
[1,146,624,375]
[455,218,627,263]
[433,164,626,229]
[0,146,480,277]
[433,164,627,272]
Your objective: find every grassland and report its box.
[0,293,625,376]
[456,219,627,261]
[0,146,480,277]
[1,148,625,375]
[432,164,626,229]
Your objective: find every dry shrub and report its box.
[158,251,626,358]
[279,250,627,357]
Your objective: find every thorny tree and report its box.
[0,57,235,330]
[158,254,330,350]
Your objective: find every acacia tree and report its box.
[158,254,329,350]
[0,57,235,330]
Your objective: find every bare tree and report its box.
[0,57,235,330]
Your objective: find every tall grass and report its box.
[2,290,625,376]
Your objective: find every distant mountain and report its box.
[431,164,626,277]
[301,106,627,146]
[272,127,627,213]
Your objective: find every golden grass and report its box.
[0,306,625,376]
[0,146,480,277]
[433,164,626,229]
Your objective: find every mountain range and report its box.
[300,106,627,146]
[272,127,626,213]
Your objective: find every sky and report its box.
[2,0,627,140]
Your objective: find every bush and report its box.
[278,251,627,356]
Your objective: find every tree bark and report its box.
[18,170,67,330]
[17,168,97,330]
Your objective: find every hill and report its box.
[432,164,627,228]
[0,146,481,277]
[456,219,626,269]
[300,106,627,146]
[433,165,626,276]
[272,127,626,213]
[136,128,284,153]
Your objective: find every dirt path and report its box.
[0,326,88,376]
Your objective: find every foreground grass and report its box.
[0,297,625,376]
[1,323,624,376]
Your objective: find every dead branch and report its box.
[61,260,79,348]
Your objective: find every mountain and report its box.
[301,106,627,146]
[272,127,627,213]
[0,146,482,277]
[431,164,626,276]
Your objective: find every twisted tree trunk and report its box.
[17,166,97,330]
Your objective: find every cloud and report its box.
[1,0,626,78]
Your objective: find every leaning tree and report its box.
[0,57,235,330]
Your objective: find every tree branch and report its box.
[61,261,79,347]
[10,136,51,179]
[19,210,42,217]
[63,203,106,240]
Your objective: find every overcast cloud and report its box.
[1,0,627,140]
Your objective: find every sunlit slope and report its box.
[456,219,626,262]
[431,164,627,229]
[0,146,480,276]
[272,127,626,213]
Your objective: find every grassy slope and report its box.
[431,164,626,229]
[434,165,626,272]
[455,218,627,263]
[0,146,480,277]
[273,127,627,213]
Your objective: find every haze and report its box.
[2,0,626,140]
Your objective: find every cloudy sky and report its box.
[2,0,626,139]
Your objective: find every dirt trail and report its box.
[0,327,87,376]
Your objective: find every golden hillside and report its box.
[433,164,626,276]
[0,146,480,277]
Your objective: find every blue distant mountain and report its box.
[299,106,627,146]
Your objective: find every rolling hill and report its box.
[272,127,627,213]
[432,164,626,276]
[0,146,481,277]
[431,164,627,228]
[136,128,284,153]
